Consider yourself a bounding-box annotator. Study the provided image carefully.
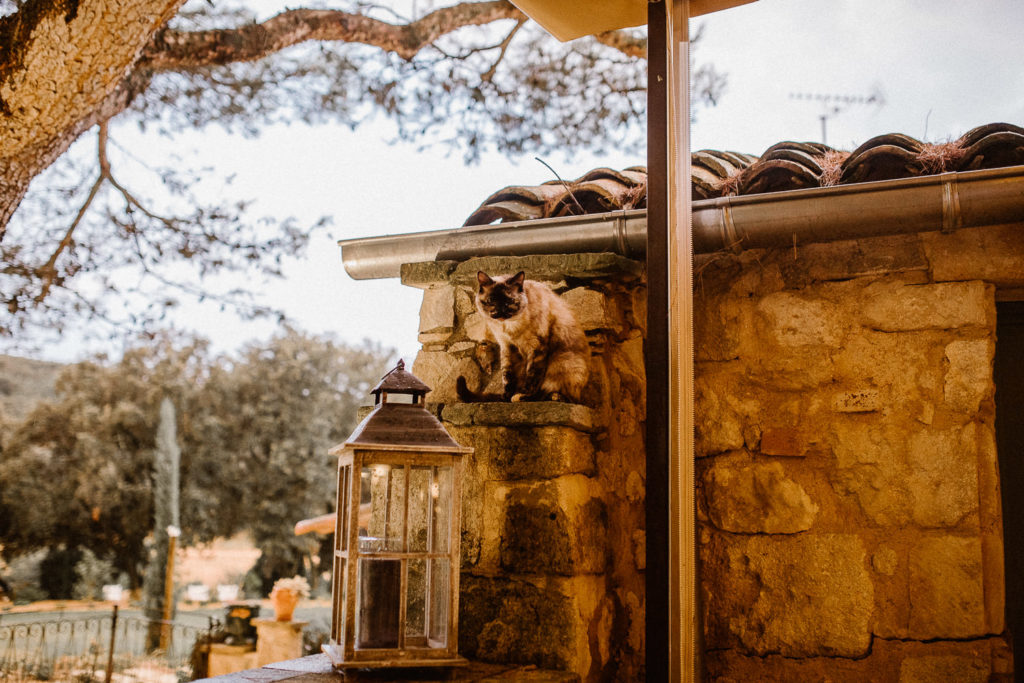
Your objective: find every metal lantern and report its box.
[323,360,471,669]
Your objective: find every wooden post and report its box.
[645,3,670,680]
[160,526,179,651]
[666,2,697,680]
[648,1,696,680]
[104,604,118,683]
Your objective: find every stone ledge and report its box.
[202,653,579,682]
[441,402,600,433]
[401,254,643,288]
[401,261,459,289]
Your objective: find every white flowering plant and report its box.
[271,575,311,598]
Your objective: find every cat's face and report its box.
[477,271,525,320]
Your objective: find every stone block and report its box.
[705,636,1011,683]
[859,281,990,331]
[412,350,481,403]
[253,619,307,667]
[613,334,645,390]
[776,233,929,286]
[451,253,643,286]
[561,287,619,332]
[834,330,946,403]
[831,422,979,528]
[759,427,808,456]
[629,284,647,336]
[459,574,605,677]
[701,457,818,534]
[702,533,873,657]
[908,535,987,639]
[756,292,844,348]
[498,476,607,576]
[400,260,458,288]
[906,423,980,527]
[695,364,759,455]
[463,311,490,342]
[442,402,600,432]
[832,389,882,413]
[207,643,257,677]
[872,546,899,575]
[745,297,838,387]
[943,339,994,413]
[417,285,455,341]
[695,295,753,362]
[447,425,595,480]
[923,224,1024,288]
[898,655,989,683]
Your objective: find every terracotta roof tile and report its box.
[463,123,1024,226]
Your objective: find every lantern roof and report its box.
[337,360,470,453]
[342,402,467,451]
[371,359,431,397]
[510,0,757,42]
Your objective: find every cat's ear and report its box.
[477,271,493,287]
[508,271,526,288]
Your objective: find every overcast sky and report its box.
[24,0,1024,364]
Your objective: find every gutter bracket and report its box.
[940,172,963,234]
[719,199,744,253]
[613,210,629,255]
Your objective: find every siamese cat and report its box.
[456,270,589,403]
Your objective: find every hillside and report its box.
[0,355,63,421]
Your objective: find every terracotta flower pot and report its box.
[270,587,301,621]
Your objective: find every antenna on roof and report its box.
[788,87,886,146]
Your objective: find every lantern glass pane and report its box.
[408,466,431,552]
[331,558,346,641]
[359,464,405,552]
[338,465,350,552]
[405,558,427,644]
[431,466,453,554]
[428,558,449,646]
[356,559,401,649]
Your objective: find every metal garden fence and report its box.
[0,607,217,683]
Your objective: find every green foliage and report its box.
[0,328,393,591]
[142,397,181,622]
[72,547,116,600]
[5,550,48,603]
[39,546,82,599]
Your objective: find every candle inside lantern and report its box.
[357,558,401,648]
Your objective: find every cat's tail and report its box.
[456,376,505,403]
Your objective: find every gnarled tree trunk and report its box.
[0,0,185,237]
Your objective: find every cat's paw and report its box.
[548,392,563,402]
[510,393,527,402]
[475,342,499,373]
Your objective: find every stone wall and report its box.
[695,224,1021,681]
[405,254,647,682]
[401,223,1023,681]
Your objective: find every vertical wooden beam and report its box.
[648,0,696,680]
[645,1,670,680]
[666,1,696,680]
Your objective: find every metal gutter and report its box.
[338,165,1024,280]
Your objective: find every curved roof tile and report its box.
[463,123,1024,226]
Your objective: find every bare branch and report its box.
[34,123,114,304]
[593,29,646,59]
[142,1,526,69]
[480,18,524,82]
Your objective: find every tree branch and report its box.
[593,29,646,59]
[480,18,524,82]
[35,122,113,304]
[142,0,526,69]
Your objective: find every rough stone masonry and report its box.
[403,222,1024,682]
